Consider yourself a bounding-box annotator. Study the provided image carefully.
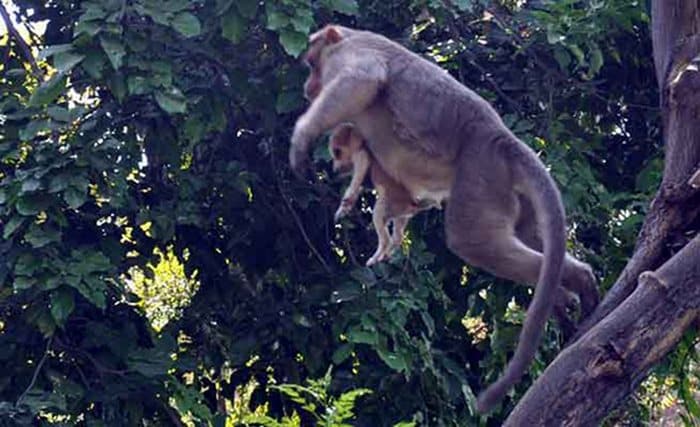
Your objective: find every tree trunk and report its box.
[505,1,700,424]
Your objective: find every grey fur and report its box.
[290,25,599,412]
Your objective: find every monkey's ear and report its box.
[324,26,343,44]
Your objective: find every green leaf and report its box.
[567,44,585,66]
[72,276,106,309]
[553,47,571,70]
[289,10,313,33]
[50,288,75,327]
[99,35,126,70]
[64,188,87,209]
[108,72,127,102]
[14,276,36,290]
[127,76,150,95]
[54,51,85,73]
[325,0,359,15]
[20,178,42,193]
[24,224,61,249]
[79,3,108,21]
[155,88,187,114]
[81,51,106,79]
[161,0,191,12]
[332,344,353,364]
[28,74,67,107]
[266,7,289,30]
[221,8,246,43]
[278,29,307,57]
[681,377,700,418]
[235,0,258,18]
[170,12,201,37]
[347,328,378,346]
[47,106,71,122]
[14,253,40,276]
[37,44,73,60]
[376,348,408,372]
[589,45,604,76]
[19,119,52,141]
[48,173,71,193]
[25,225,61,248]
[16,195,50,216]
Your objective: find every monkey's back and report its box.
[345,30,513,162]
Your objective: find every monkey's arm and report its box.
[290,56,388,173]
[334,149,370,221]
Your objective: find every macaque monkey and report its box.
[329,124,439,266]
[289,25,599,412]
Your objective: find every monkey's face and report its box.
[328,125,358,175]
[302,26,343,101]
[329,141,354,175]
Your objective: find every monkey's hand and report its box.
[289,118,315,179]
[289,144,310,180]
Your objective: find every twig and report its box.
[54,336,128,377]
[0,3,42,79]
[17,336,53,404]
[280,189,332,274]
[342,226,361,267]
[270,139,332,274]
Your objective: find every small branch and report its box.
[0,3,42,79]
[269,139,332,274]
[280,189,332,274]
[17,336,53,404]
[54,336,128,377]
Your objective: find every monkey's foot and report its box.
[334,206,350,222]
[334,198,356,222]
[366,249,388,266]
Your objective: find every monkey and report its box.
[289,25,599,412]
[329,123,440,266]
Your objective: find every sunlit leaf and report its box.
[171,12,201,37]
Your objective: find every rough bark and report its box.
[506,1,700,424]
[574,0,700,339]
[505,237,700,426]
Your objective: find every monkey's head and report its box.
[328,124,363,175]
[302,25,346,101]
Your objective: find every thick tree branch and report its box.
[505,236,700,426]
[571,4,700,340]
[507,1,700,421]
[0,3,42,79]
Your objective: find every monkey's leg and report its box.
[514,196,599,317]
[367,198,391,266]
[389,216,409,249]
[335,150,371,222]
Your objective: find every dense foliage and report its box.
[0,0,693,425]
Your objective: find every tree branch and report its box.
[0,2,42,79]
[505,236,700,425]
[17,336,53,404]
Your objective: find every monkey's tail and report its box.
[476,140,566,413]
